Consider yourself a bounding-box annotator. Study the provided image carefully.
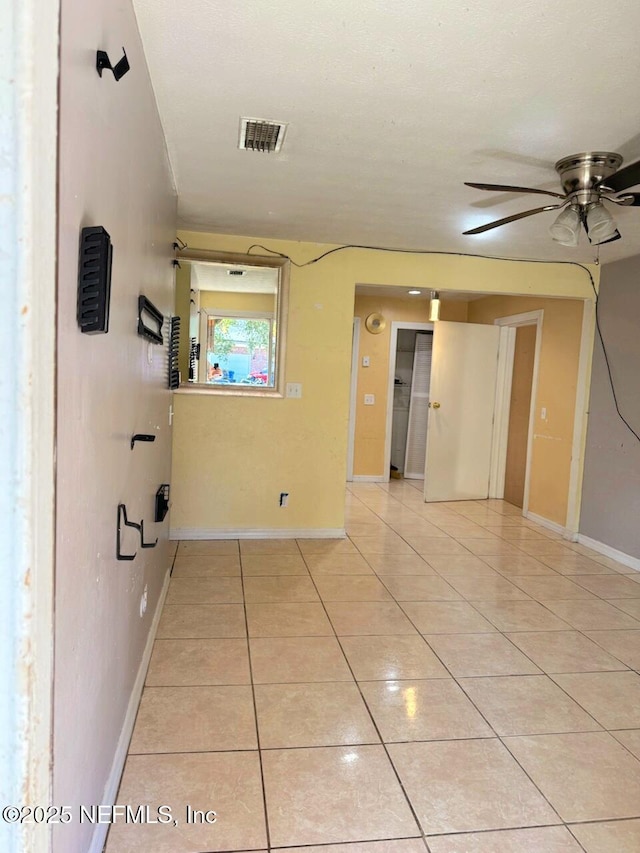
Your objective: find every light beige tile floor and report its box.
[107,486,640,852]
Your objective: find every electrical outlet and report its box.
[279,492,289,507]
[286,382,302,398]
[364,393,375,405]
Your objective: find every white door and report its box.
[424,321,500,502]
[404,333,433,478]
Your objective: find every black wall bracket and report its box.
[155,485,170,522]
[117,503,158,561]
[96,47,130,81]
[139,518,158,549]
[117,503,137,561]
[131,433,156,450]
[138,295,164,344]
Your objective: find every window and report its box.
[202,312,275,386]
[174,250,289,396]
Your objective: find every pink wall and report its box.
[54,0,176,850]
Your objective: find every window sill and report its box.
[173,383,285,398]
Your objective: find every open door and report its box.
[424,321,500,502]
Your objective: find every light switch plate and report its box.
[364,393,375,405]
[286,382,302,398]
[362,356,370,367]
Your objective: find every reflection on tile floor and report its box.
[106,481,640,852]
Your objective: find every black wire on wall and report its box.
[246,241,640,444]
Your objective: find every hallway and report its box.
[106,483,640,852]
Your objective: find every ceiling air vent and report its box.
[239,117,287,153]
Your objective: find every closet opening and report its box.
[390,329,433,479]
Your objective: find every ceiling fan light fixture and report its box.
[429,291,440,322]
[549,206,581,246]
[586,203,618,245]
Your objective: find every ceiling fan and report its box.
[463,152,640,246]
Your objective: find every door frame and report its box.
[489,310,543,513]
[2,0,59,850]
[346,317,361,481]
[383,321,433,482]
[566,298,596,535]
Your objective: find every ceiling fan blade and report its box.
[463,204,562,235]
[600,159,640,192]
[615,192,640,206]
[465,182,566,199]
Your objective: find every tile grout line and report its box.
[239,541,273,853]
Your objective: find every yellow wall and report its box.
[468,295,585,526]
[199,290,275,313]
[171,229,598,534]
[353,295,467,476]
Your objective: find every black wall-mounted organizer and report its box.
[77,226,113,334]
[168,316,181,389]
[155,485,170,522]
[137,295,164,344]
[189,337,199,381]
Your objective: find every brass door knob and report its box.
[431,401,441,409]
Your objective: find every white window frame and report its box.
[175,249,289,398]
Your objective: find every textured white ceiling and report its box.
[190,261,278,293]
[134,0,640,263]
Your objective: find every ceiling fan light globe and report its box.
[586,203,618,244]
[549,207,581,246]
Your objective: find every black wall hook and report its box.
[117,504,137,560]
[116,503,157,560]
[96,47,130,81]
[139,519,158,549]
[131,433,156,450]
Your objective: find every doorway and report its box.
[504,324,537,507]
[490,310,543,514]
[390,329,433,478]
[383,322,433,481]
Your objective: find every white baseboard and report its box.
[88,567,172,853]
[351,475,386,483]
[524,511,578,542]
[577,533,640,573]
[170,527,346,541]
